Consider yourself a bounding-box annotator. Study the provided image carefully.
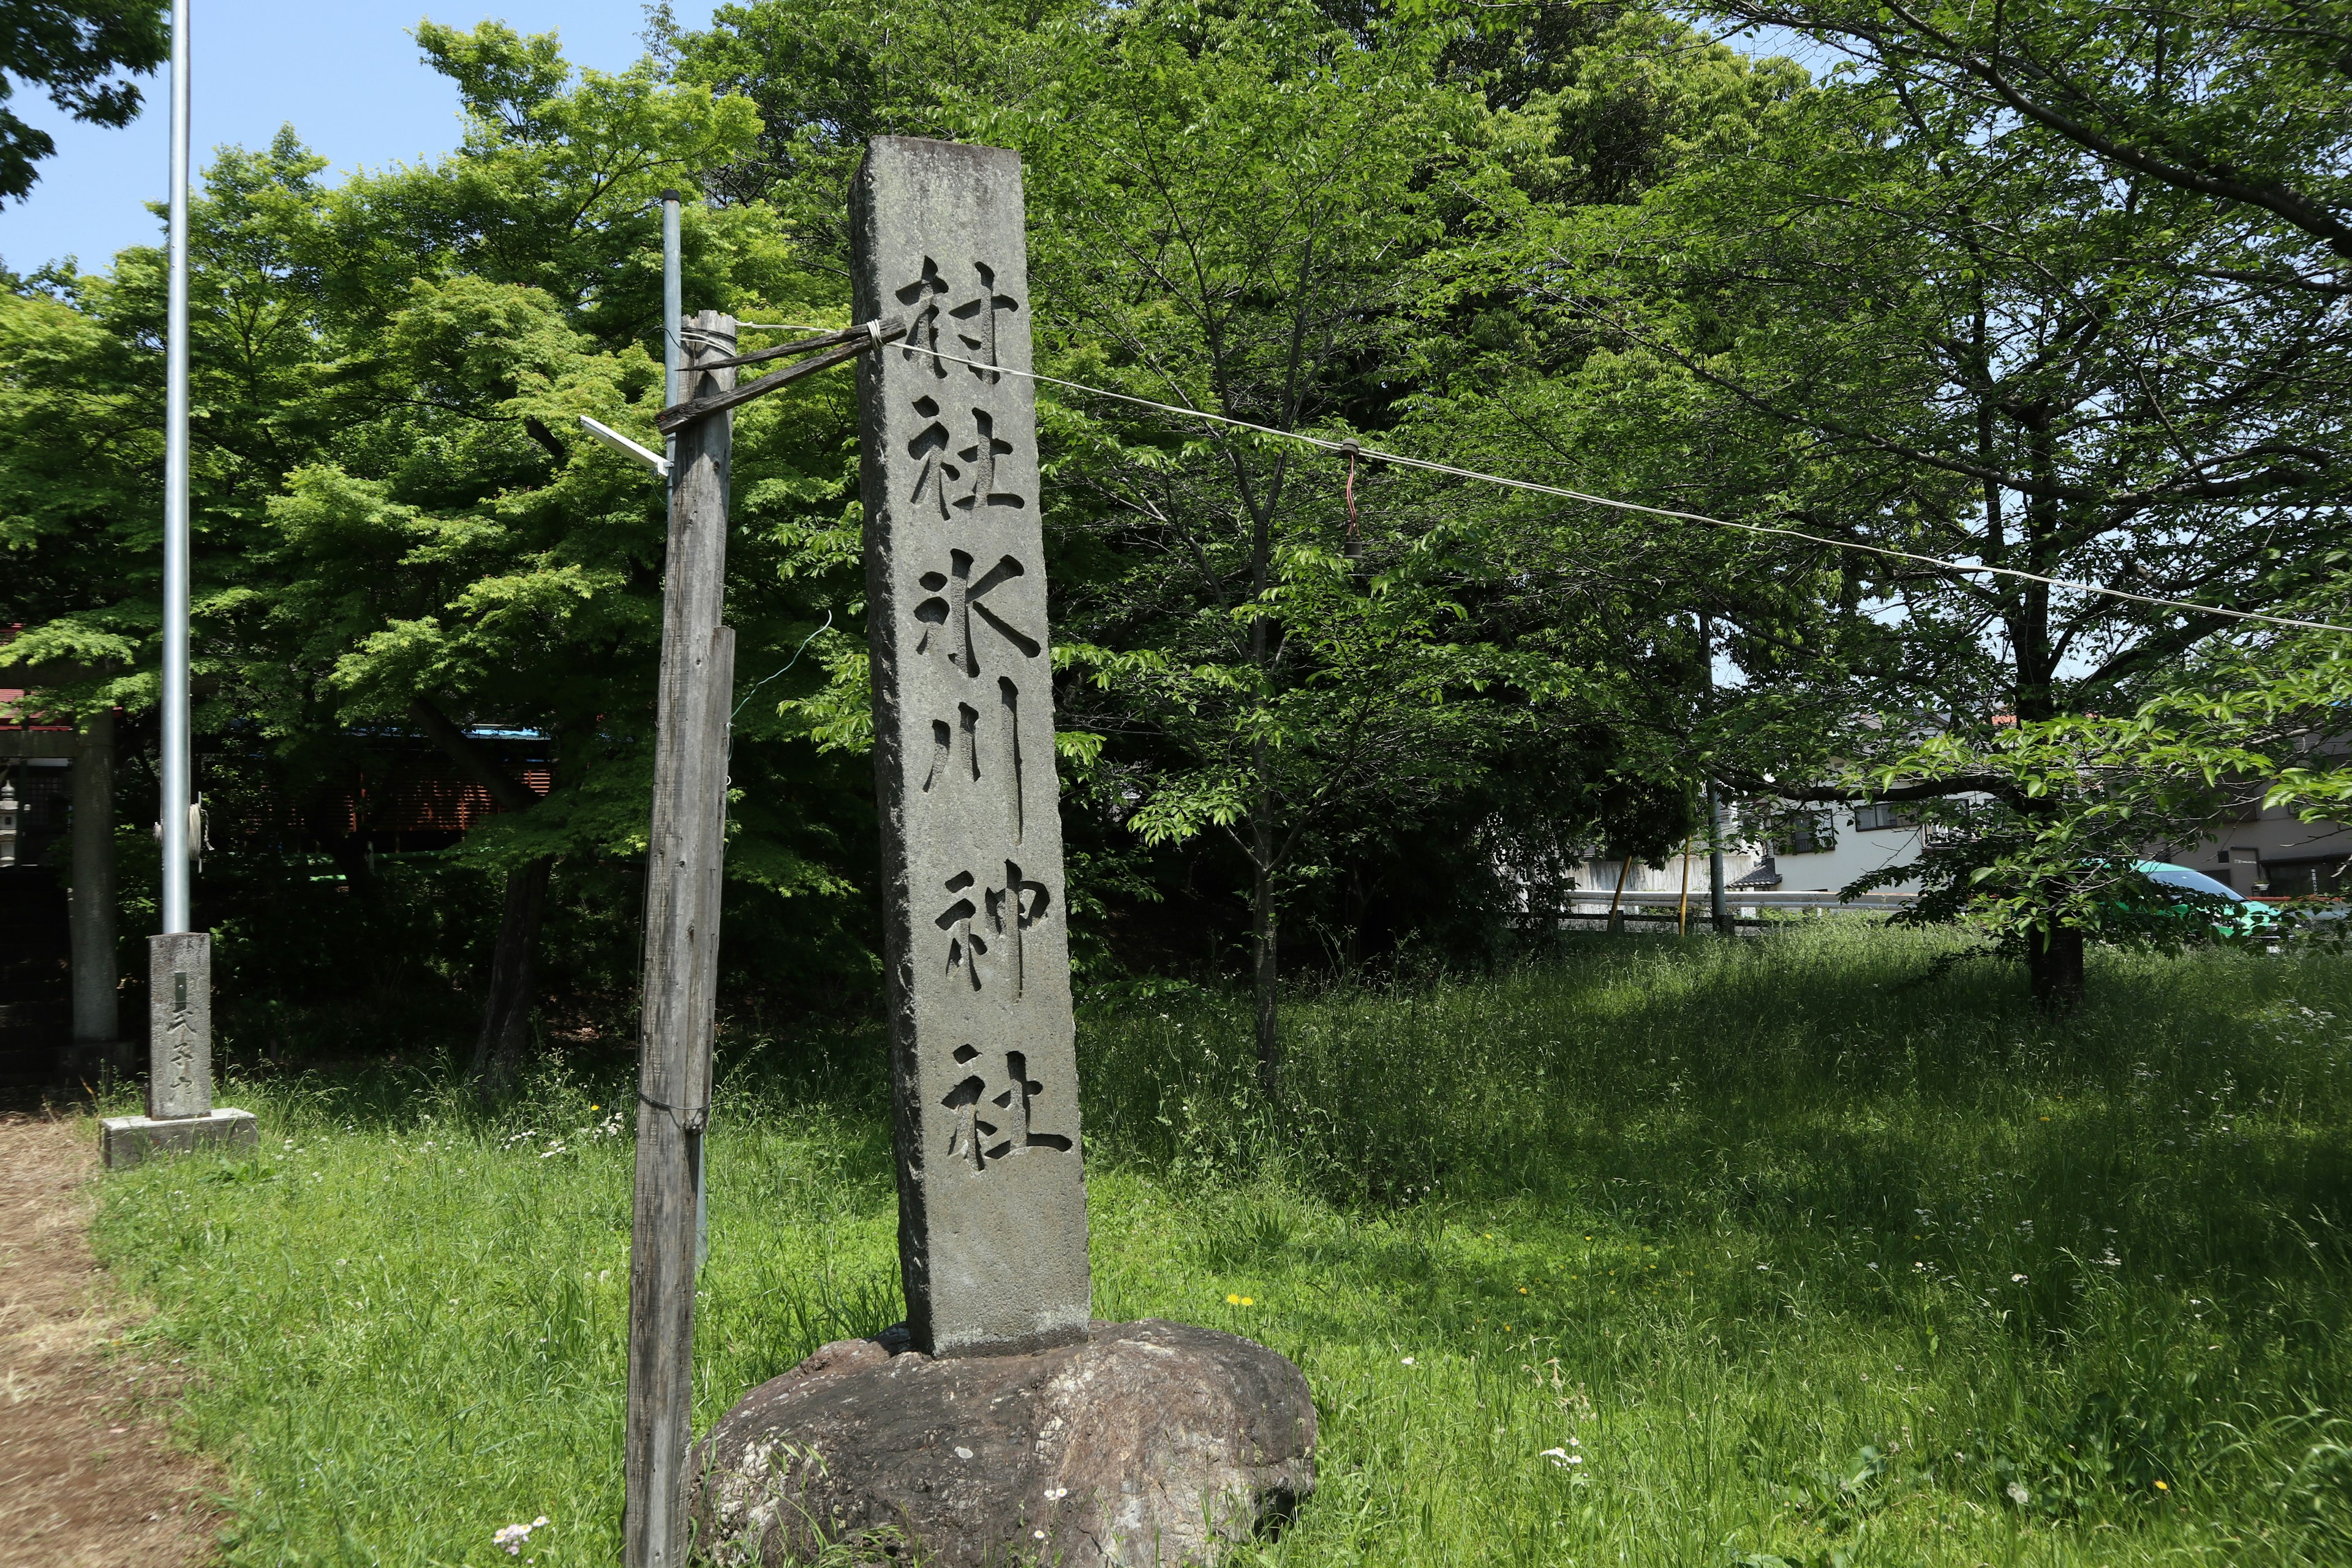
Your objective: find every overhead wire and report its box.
[895,342,2352,637]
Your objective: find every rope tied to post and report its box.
[1339,439,1362,543]
[637,1087,709,1132]
[657,315,909,435]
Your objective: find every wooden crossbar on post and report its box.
[692,315,907,373]
[656,316,907,436]
[623,309,739,1568]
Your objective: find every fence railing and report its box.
[1514,889,1915,932]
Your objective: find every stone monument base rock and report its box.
[692,1319,1314,1567]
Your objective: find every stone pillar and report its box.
[145,930,211,1118]
[103,928,253,1166]
[70,712,118,1046]
[853,137,1089,1357]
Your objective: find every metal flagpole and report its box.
[160,0,192,934]
[662,190,681,466]
[99,0,257,1170]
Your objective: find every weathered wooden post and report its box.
[686,140,1316,1568]
[622,311,739,1568]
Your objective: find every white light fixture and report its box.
[579,415,671,477]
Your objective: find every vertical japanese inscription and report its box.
[145,930,213,1120]
[854,137,1089,1358]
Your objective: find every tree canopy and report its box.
[0,0,168,205]
[4,0,2347,1060]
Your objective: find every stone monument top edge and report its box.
[861,134,1022,171]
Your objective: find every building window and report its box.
[1778,810,1835,856]
[2263,858,2345,897]
[1853,801,1917,833]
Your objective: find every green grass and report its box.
[89,924,2352,1566]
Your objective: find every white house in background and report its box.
[1577,766,2352,907]
[1575,799,1929,904]
[1706,794,2352,900]
[1735,799,1932,894]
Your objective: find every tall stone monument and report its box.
[852,136,1089,1359]
[692,138,1314,1568]
[101,931,256,1167]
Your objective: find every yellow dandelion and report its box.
[1518,1287,1529,1295]
[1226,1293,1241,1305]
[2155,1480,2169,1491]
[1240,1297,1255,1306]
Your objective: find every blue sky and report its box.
[0,3,715,275]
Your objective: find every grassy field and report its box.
[88,924,2352,1567]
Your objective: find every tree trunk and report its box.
[311,806,383,911]
[1706,780,1730,935]
[1251,809,1280,1103]
[473,853,554,1098]
[410,698,556,1099]
[2028,922,2084,1012]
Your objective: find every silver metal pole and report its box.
[160,0,192,935]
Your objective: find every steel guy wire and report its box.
[897,342,2352,637]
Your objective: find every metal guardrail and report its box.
[1559,891,1913,914]
[1511,891,1916,933]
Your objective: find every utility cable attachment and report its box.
[657,315,908,435]
[1339,438,1366,576]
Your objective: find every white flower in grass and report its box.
[492,1517,551,1555]
[1399,1357,1415,1366]
[1539,1447,1583,1468]
[2011,1273,2029,1283]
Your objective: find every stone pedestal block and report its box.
[101,1106,257,1169]
[692,1319,1314,1567]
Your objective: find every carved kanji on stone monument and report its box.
[148,931,213,1120]
[854,137,1089,1358]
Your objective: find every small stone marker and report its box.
[146,931,210,1117]
[102,932,255,1169]
[852,137,1089,1357]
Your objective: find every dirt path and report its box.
[0,1113,225,1567]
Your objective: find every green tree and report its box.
[0,0,167,205]
[979,0,1527,1091]
[4,23,881,1084]
[1435,9,2351,1005]
[1705,0,2352,281]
